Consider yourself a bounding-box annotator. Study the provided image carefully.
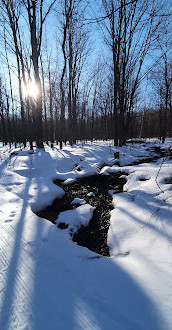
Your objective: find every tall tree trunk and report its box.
[48,63,54,143]
[68,29,73,144]
[162,50,169,143]
[30,1,43,147]
[41,56,48,143]
[112,8,118,146]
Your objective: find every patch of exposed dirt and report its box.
[164,177,172,184]
[139,178,149,181]
[36,172,127,256]
[130,155,159,165]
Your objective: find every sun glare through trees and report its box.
[22,80,39,100]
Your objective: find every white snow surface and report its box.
[55,204,95,234]
[0,139,172,329]
[71,198,86,205]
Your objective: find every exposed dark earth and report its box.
[36,172,127,256]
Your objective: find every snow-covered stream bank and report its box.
[0,140,172,329]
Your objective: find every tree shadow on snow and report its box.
[29,222,165,330]
[0,177,32,329]
[113,190,172,243]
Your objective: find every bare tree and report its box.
[0,77,7,144]
[67,0,89,144]
[158,28,171,142]
[1,0,27,145]
[58,0,73,149]
[101,0,163,145]
[20,1,55,146]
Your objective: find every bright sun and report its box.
[23,80,38,99]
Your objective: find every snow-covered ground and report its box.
[0,139,172,330]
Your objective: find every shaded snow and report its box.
[71,198,87,205]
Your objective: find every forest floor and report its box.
[0,138,172,330]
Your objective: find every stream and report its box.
[36,172,127,256]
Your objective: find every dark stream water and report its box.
[36,172,127,256]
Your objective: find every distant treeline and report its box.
[1,108,172,146]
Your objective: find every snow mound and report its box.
[71,198,86,205]
[55,204,95,234]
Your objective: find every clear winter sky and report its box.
[0,0,171,109]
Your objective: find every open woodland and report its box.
[0,1,172,330]
[0,0,171,148]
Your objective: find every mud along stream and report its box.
[36,172,127,256]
